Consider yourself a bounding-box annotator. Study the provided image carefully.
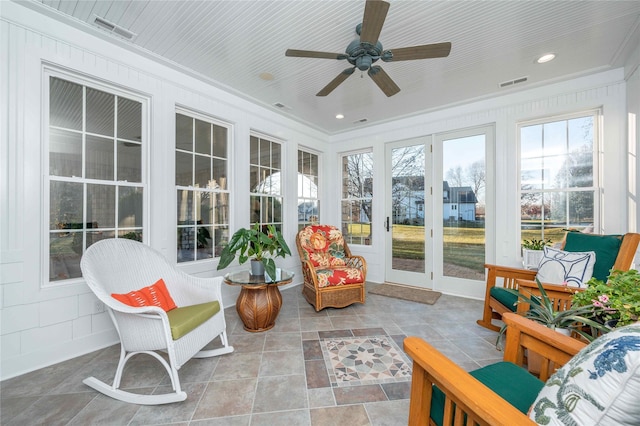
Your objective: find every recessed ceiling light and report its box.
[259,72,274,81]
[536,53,556,64]
[336,114,344,119]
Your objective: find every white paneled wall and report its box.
[1,0,637,381]
[0,2,327,380]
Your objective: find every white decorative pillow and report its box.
[529,323,640,425]
[535,246,595,287]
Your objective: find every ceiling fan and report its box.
[285,0,451,97]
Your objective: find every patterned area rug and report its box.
[369,283,442,305]
[321,335,412,387]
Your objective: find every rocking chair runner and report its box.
[80,238,234,405]
[296,224,367,311]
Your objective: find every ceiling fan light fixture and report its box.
[536,53,556,64]
[336,114,345,119]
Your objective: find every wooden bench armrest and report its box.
[404,336,531,426]
[405,313,587,425]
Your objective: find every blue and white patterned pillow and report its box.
[529,323,640,425]
[535,246,596,287]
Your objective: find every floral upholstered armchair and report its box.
[296,225,367,311]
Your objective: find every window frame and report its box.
[297,147,321,230]
[249,132,285,232]
[340,149,374,246]
[517,109,602,245]
[43,66,149,286]
[175,108,231,264]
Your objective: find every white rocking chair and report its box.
[80,238,234,405]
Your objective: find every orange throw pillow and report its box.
[112,278,177,312]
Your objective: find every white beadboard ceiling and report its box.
[18,0,640,134]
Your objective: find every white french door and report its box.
[384,138,431,288]
[385,126,493,297]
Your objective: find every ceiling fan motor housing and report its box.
[346,38,382,70]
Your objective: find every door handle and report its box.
[385,217,390,232]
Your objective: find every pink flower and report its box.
[561,281,569,287]
[592,300,604,308]
[598,294,610,303]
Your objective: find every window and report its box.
[519,111,599,245]
[175,111,229,262]
[298,149,319,230]
[48,75,145,282]
[341,151,373,245]
[250,135,283,231]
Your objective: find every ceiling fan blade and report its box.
[383,42,452,62]
[316,68,355,96]
[286,49,347,60]
[368,66,400,97]
[360,0,390,46]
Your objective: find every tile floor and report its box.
[0,283,502,425]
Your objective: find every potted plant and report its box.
[498,279,608,345]
[521,237,553,269]
[571,269,640,328]
[217,223,291,279]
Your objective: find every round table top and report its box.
[223,269,294,287]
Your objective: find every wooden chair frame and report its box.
[477,232,640,332]
[405,312,587,426]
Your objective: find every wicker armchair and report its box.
[80,238,234,404]
[296,225,367,311]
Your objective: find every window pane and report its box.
[177,189,194,224]
[442,135,485,280]
[568,116,593,152]
[196,225,213,260]
[194,155,211,188]
[119,186,143,228]
[199,191,213,225]
[214,193,229,224]
[213,125,227,158]
[117,141,141,182]
[176,113,193,151]
[50,128,82,177]
[87,183,115,228]
[195,119,211,155]
[50,181,83,229]
[272,142,281,170]
[50,233,82,281]
[86,88,114,137]
[86,135,114,180]
[259,139,270,167]
[176,152,192,186]
[117,97,141,141]
[212,158,227,189]
[250,136,259,165]
[50,77,83,130]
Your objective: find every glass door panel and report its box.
[385,140,429,287]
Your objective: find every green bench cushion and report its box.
[430,361,544,426]
[166,301,220,340]
[490,286,518,312]
[563,232,622,281]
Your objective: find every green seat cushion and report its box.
[430,361,544,426]
[490,287,518,312]
[166,301,220,340]
[564,232,623,281]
